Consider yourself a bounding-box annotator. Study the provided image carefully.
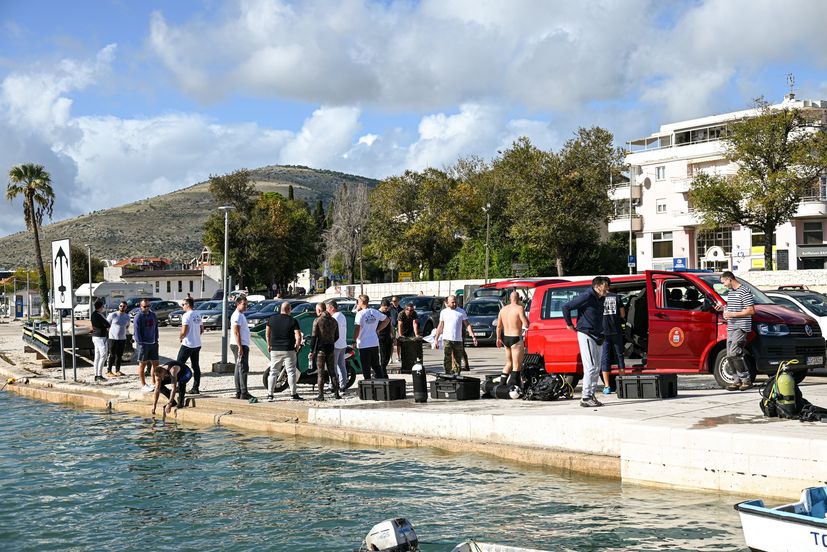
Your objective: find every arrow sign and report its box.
[51,239,73,309]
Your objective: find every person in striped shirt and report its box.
[715,271,756,391]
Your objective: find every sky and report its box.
[2,0,827,236]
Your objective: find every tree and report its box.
[208,169,254,214]
[7,163,55,317]
[496,131,620,276]
[203,170,256,288]
[367,168,482,280]
[323,184,369,283]
[690,99,827,270]
[70,245,105,287]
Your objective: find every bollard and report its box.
[412,359,428,403]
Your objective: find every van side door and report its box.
[645,271,719,372]
[526,284,588,374]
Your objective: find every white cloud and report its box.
[278,106,361,167]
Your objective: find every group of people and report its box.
[561,270,754,407]
[89,296,204,416]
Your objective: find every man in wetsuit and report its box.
[496,291,529,386]
[151,360,193,416]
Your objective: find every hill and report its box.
[0,165,378,268]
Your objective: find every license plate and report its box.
[807,356,823,366]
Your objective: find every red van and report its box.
[525,270,825,389]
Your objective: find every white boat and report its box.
[359,518,550,552]
[734,486,827,552]
[450,542,548,552]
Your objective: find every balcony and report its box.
[671,177,693,194]
[671,209,701,227]
[608,215,642,233]
[609,184,642,201]
[795,198,827,218]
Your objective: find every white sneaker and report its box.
[141,384,154,392]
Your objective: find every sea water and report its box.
[0,392,746,551]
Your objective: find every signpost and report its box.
[52,239,74,381]
[627,255,637,269]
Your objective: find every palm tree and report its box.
[7,163,55,318]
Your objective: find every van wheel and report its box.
[712,350,757,389]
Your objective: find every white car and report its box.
[765,290,827,338]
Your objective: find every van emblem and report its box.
[805,324,813,337]
[668,327,685,347]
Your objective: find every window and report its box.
[770,296,804,314]
[166,281,171,293]
[541,286,588,319]
[189,280,194,293]
[656,199,667,214]
[803,221,824,245]
[652,231,673,258]
[697,227,732,258]
[178,280,183,293]
[613,199,631,218]
[655,166,666,181]
[751,229,777,247]
[155,281,160,293]
[662,281,704,311]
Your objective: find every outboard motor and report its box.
[411,360,428,403]
[362,518,419,552]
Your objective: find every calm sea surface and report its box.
[0,392,747,551]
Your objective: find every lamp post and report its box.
[86,244,92,316]
[483,203,491,284]
[354,227,364,295]
[213,205,235,372]
[26,268,30,321]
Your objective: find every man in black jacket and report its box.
[562,276,610,407]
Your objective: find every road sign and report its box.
[627,255,636,268]
[52,239,73,309]
[398,271,413,283]
[673,257,687,271]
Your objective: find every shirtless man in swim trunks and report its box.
[496,291,529,386]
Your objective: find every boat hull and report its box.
[735,500,827,552]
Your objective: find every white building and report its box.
[112,266,223,300]
[612,95,827,272]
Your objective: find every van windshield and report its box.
[698,275,774,305]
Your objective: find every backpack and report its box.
[520,353,574,401]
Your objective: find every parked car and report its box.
[290,302,316,316]
[123,296,162,312]
[246,299,277,314]
[129,300,179,325]
[525,271,825,389]
[462,297,502,345]
[194,300,234,330]
[399,296,445,335]
[766,290,827,350]
[168,299,210,326]
[246,299,308,323]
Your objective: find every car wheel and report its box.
[712,349,757,389]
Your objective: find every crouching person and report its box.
[152,361,193,416]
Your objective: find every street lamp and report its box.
[85,244,92,317]
[354,227,364,295]
[214,205,235,372]
[483,203,491,284]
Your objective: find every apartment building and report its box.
[611,95,827,272]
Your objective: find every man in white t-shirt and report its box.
[177,297,204,394]
[353,294,390,379]
[231,296,254,400]
[326,300,349,391]
[433,295,476,374]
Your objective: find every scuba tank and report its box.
[482,375,522,399]
[774,369,798,418]
[411,360,428,403]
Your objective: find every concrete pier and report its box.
[2,320,824,500]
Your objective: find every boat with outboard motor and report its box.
[356,518,550,552]
[734,486,827,552]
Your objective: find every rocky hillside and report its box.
[0,165,378,267]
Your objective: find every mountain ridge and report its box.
[0,165,378,268]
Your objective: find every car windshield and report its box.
[400,297,433,310]
[698,275,774,305]
[465,301,500,316]
[198,301,220,310]
[796,293,827,316]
